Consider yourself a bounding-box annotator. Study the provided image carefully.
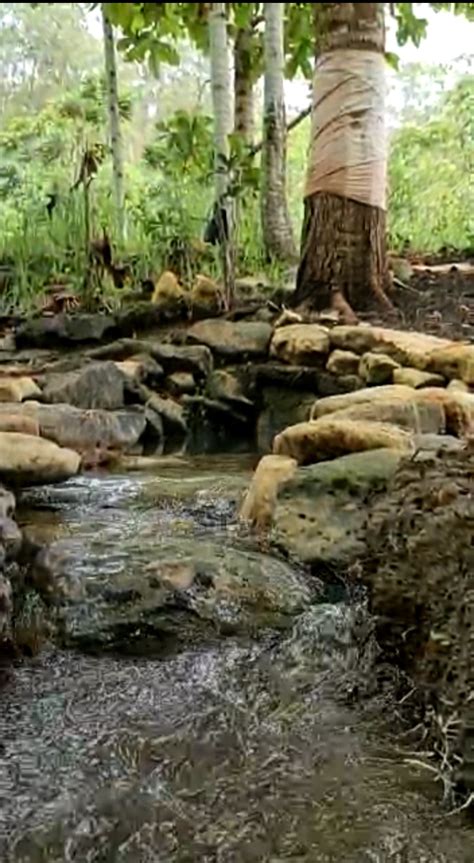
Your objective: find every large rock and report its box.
[0,402,148,454]
[311,385,417,420]
[311,384,474,438]
[240,454,297,530]
[0,432,80,486]
[330,325,452,368]
[0,376,41,402]
[89,340,213,381]
[426,343,474,385]
[57,538,317,652]
[359,352,400,385]
[187,319,272,359]
[273,418,413,465]
[253,362,361,396]
[272,449,404,565]
[270,324,330,366]
[326,398,446,435]
[40,362,126,410]
[15,313,117,348]
[257,387,315,454]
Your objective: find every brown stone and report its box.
[0,432,81,486]
[330,325,452,368]
[0,376,41,403]
[393,367,445,389]
[326,349,360,376]
[273,418,413,465]
[359,352,400,385]
[311,385,415,420]
[270,324,330,366]
[427,343,474,385]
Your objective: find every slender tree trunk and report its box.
[234,25,255,145]
[261,3,297,263]
[101,4,125,244]
[295,3,392,315]
[209,2,234,307]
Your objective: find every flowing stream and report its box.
[0,457,472,862]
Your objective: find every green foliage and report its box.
[388,73,474,253]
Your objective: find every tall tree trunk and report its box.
[101,4,125,244]
[261,3,297,263]
[234,25,255,145]
[295,3,392,316]
[209,2,234,306]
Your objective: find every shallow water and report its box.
[1,457,472,862]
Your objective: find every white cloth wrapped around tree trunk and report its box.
[305,49,387,210]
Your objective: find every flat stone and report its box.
[40,362,126,411]
[393,367,445,389]
[311,385,416,420]
[57,538,317,652]
[328,399,445,435]
[187,319,272,359]
[0,376,41,402]
[270,324,330,366]
[89,340,213,380]
[273,449,404,565]
[15,313,117,348]
[0,432,80,486]
[359,352,400,385]
[330,325,452,368]
[10,402,148,454]
[273,418,413,465]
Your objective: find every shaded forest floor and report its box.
[384,264,474,341]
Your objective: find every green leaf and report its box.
[385,51,400,70]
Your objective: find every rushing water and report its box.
[1,457,472,862]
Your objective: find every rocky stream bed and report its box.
[0,273,473,859]
[0,459,473,862]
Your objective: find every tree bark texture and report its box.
[209,3,234,305]
[101,5,125,243]
[234,25,255,145]
[295,3,391,314]
[261,3,297,263]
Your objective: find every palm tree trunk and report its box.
[261,3,297,264]
[209,2,234,306]
[295,3,392,316]
[234,25,255,145]
[101,4,125,244]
